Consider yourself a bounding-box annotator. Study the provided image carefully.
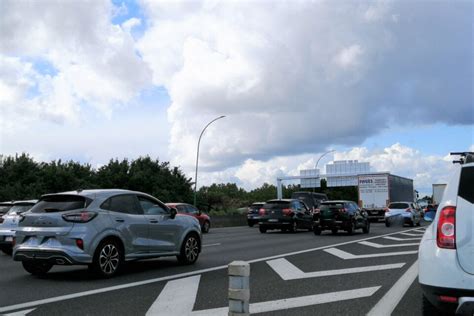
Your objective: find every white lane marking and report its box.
[267,258,405,280]
[324,248,418,260]
[358,241,419,248]
[399,232,424,237]
[146,275,200,316]
[367,260,418,316]
[202,243,221,248]
[4,309,36,316]
[147,275,381,316]
[383,236,422,241]
[0,227,422,314]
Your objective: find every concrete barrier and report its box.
[228,261,250,316]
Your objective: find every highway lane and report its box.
[0,223,428,315]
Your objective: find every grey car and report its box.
[0,200,37,255]
[13,189,202,278]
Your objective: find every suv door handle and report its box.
[115,218,125,223]
[149,219,158,224]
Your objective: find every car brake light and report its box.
[62,211,97,223]
[76,239,84,250]
[437,206,456,249]
[282,208,294,216]
[339,208,347,213]
[258,208,266,216]
[439,295,458,303]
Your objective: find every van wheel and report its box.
[22,261,52,277]
[91,239,123,278]
[177,233,200,265]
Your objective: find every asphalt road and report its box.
[0,222,430,315]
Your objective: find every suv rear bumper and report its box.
[420,283,474,314]
[13,248,92,265]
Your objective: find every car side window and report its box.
[138,196,168,215]
[104,195,143,214]
[186,205,198,214]
[176,205,187,213]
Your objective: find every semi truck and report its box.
[432,183,447,205]
[358,173,414,221]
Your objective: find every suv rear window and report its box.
[30,195,92,213]
[7,204,35,215]
[388,202,410,209]
[264,201,291,209]
[459,166,474,204]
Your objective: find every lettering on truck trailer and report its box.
[358,175,389,209]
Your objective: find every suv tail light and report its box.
[282,208,294,216]
[258,208,266,216]
[62,211,97,223]
[437,206,456,249]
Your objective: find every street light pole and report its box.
[313,149,335,191]
[194,115,226,206]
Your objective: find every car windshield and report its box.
[388,203,410,209]
[7,204,34,215]
[30,195,92,213]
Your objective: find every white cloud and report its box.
[137,0,472,174]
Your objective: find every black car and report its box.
[258,199,313,233]
[313,200,370,235]
[246,202,265,227]
[291,192,328,212]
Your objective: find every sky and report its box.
[0,0,472,197]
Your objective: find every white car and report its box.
[0,200,37,255]
[418,152,474,315]
[384,201,422,227]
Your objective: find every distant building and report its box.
[326,160,370,187]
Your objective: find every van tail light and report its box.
[282,208,294,216]
[62,211,97,223]
[437,206,456,249]
[258,208,266,216]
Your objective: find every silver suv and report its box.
[13,189,202,278]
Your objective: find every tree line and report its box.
[0,154,358,215]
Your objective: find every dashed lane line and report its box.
[0,227,423,314]
[358,241,419,248]
[324,248,418,260]
[202,243,221,248]
[267,258,405,280]
[399,232,425,237]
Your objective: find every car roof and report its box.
[41,189,153,200]
[0,201,14,206]
[266,199,295,203]
[12,200,38,205]
[321,200,354,204]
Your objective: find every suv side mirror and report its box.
[169,207,177,219]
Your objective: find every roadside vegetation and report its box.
[0,154,358,215]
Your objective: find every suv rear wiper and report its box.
[43,208,64,213]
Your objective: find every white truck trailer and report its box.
[432,183,447,205]
[358,173,414,221]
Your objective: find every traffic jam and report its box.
[0,152,473,315]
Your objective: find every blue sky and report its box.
[0,0,472,195]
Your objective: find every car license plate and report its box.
[268,219,278,222]
[5,236,13,242]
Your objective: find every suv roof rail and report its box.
[450,152,474,164]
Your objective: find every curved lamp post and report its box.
[315,149,336,171]
[194,115,226,206]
